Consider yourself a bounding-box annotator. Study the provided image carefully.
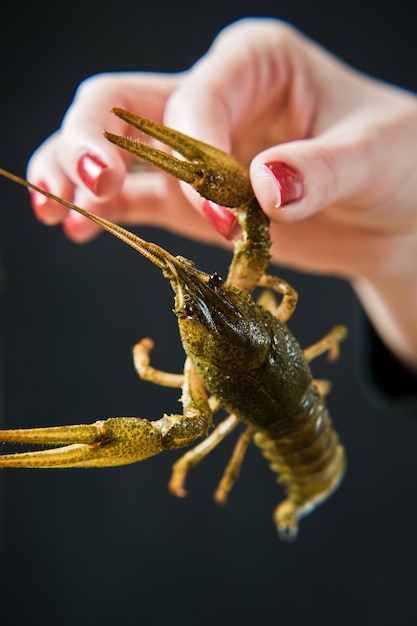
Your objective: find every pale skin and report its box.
[27,18,417,373]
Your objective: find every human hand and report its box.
[164,19,417,370]
[28,18,417,368]
[27,72,228,247]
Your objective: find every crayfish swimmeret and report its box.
[0,108,347,540]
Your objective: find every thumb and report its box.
[250,132,372,222]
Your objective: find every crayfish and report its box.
[0,108,347,540]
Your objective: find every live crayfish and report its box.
[0,108,347,540]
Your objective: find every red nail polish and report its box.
[31,180,49,219]
[202,200,238,240]
[77,154,108,195]
[264,161,303,207]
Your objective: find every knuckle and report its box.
[72,72,113,102]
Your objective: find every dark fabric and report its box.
[354,300,417,411]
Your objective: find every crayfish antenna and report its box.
[0,168,185,276]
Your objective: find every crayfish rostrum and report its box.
[0,108,347,540]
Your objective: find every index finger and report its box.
[58,72,180,200]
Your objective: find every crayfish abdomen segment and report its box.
[254,385,346,540]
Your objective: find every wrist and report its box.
[352,232,417,372]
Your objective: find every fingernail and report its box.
[31,180,49,219]
[202,200,238,240]
[77,154,108,195]
[63,211,93,242]
[264,161,303,208]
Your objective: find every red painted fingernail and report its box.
[264,161,303,208]
[31,180,49,219]
[77,154,108,195]
[202,200,238,240]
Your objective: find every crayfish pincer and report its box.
[0,108,347,540]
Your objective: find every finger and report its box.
[249,134,360,222]
[165,19,307,148]
[58,72,179,201]
[27,133,75,224]
[61,171,227,247]
[164,19,316,216]
[61,171,170,242]
[28,72,179,215]
[267,214,387,278]
[250,88,417,225]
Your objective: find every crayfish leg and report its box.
[257,274,298,322]
[0,410,212,469]
[133,338,184,388]
[106,108,254,209]
[312,379,332,397]
[0,417,167,468]
[214,425,255,505]
[303,325,348,363]
[168,414,239,497]
[0,359,213,469]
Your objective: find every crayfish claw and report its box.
[104,129,204,187]
[0,417,166,468]
[105,108,254,208]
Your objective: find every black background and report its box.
[1,1,417,625]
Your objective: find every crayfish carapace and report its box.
[0,108,347,540]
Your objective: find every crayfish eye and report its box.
[208,272,223,291]
[182,302,198,318]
